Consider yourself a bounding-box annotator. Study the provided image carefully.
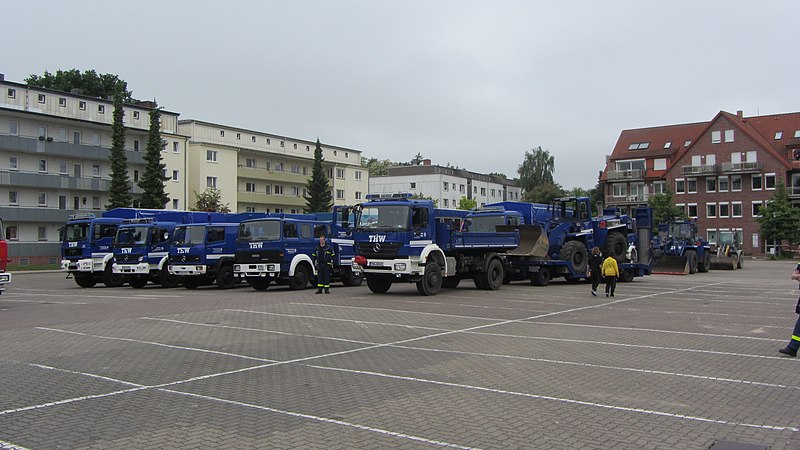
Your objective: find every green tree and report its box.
[757,181,800,247]
[305,139,334,212]
[410,152,424,165]
[106,94,132,208]
[458,196,477,210]
[526,182,563,204]
[588,178,605,216]
[137,107,169,209]
[25,69,134,101]
[648,190,686,224]
[361,157,391,176]
[192,188,230,213]
[517,146,555,196]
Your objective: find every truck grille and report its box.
[171,254,201,264]
[235,250,282,263]
[356,242,401,260]
[64,248,83,257]
[115,253,143,263]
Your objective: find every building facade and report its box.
[369,160,522,209]
[602,110,800,256]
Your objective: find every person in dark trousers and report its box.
[312,235,335,294]
[779,263,800,356]
[588,247,603,296]
[602,254,619,297]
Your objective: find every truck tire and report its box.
[560,241,588,273]
[102,263,125,287]
[366,276,392,293]
[74,274,97,288]
[685,250,698,274]
[442,276,461,289]
[289,264,311,290]
[619,269,634,282]
[531,267,551,286]
[247,276,269,291]
[478,258,504,290]
[216,265,236,289]
[159,267,181,288]
[736,253,743,269]
[341,268,364,287]
[416,262,442,296]
[473,274,488,289]
[697,251,710,273]
[129,276,148,289]
[182,276,202,289]
[604,232,627,262]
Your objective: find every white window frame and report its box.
[653,158,667,171]
[336,168,345,179]
[206,176,218,189]
[652,181,666,194]
[675,178,685,194]
[765,173,776,190]
[39,159,48,173]
[724,129,734,142]
[705,177,716,193]
[245,182,256,192]
[718,176,729,192]
[9,191,18,205]
[718,202,730,218]
[38,192,47,206]
[92,164,101,177]
[731,201,742,218]
[355,171,363,181]
[751,201,763,218]
[687,203,698,218]
[172,170,179,182]
[752,175,762,191]
[711,130,721,143]
[206,150,217,162]
[336,189,345,200]
[707,229,717,245]
[687,178,697,194]
[706,203,716,218]
[731,175,742,192]
[9,156,18,170]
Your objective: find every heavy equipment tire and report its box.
[159,267,181,288]
[473,274,488,289]
[531,267,551,286]
[479,258,504,290]
[736,254,743,269]
[102,263,125,287]
[182,277,202,289]
[416,262,442,296]
[619,269,635,282]
[685,250,698,274]
[216,265,236,289]
[74,274,97,288]
[604,232,628,262]
[442,276,461,289]
[697,251,710,273]
[366,276,392,293]
[560,241,588,273]
[289,264,311,290]
[247,277,269,291]
[129,276,149,289]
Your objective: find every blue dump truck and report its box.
[60,208,146,288]
[351,194,652,295]
[112,211,219,288]
[233,210,362,291]
[167,213,270,289]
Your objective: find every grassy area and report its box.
[7,264,60,271]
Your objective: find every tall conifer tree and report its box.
[138,106,169,209]
[106,94,132,208]
[304,139,333,213]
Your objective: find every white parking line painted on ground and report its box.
[522,321,784,342]
[0,299,89,305]
[0,439,30,450]
[295,303,505,322]
[607,307,788,321]
[9,290,163,300]
[223,309,453,332]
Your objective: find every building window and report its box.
[732,202,742,218]
[752,201,763,217]
[251,136,256,143]
[653,158,667,171]
[336,168,345,179]
[410,182,416,189]
[79,101,86,110]
[173,199,179,209]
[718,176,729,192]
[718,202,730,218]
[38,226,47,241]
[306,145,310,151]
[687,178,697,194]
[355,191,362,200]
[765,173,776,189]
[9,156,17,170]
[705,178,716,193]
[627,142,649,150]
[91,132,100,146]
[336,189,345,200]
[291,164,300,174]
[266,138,271,145]
[775,131,783,140]
[612,184,628,197]
[684,140,692,147]
[480,187,486,196]
[6,226,18,241]
[290,186,300,196]
[73,131,81,144]
[707,229,717,245]
[687,204,698,218]
[280,141,284,147]
[59,161,68,174]
[207,177,217,188]
[293,143,297,149]
[355,171,363,181]
[443,182,449,191]
[246,182,256,192]
[38,94,46,103]
[132,111,140,120]
[92,164,100,177]
[172,170,179,181]
[133,170,140,182]
[443,199,449,207]
[38,193,47,206]
[59,97,67,107]
[207,150,217,162]
[731,175,741,192]
[245,158,256,168]
[652,181,666,194]
[236,133,241,140]
[265,185,271,195]
[663,141,671,149]
[98,105,105,114]
[752,175,762,190]
[9,191,17,205]
[675,179,685,194]
[724,129,734,142]
[675,204,685,215]
[220,130,225,137]
[245,206,255,213]
[276,162,284,172]
[706,203,716,218]
[274,185,283,195]
[9,121,18,135]
[711,130,721,143]
[92,196,100,209]
[39,159,48,173]
[491,189,496,197]
[173,142,179,153]
[7,88,15,99]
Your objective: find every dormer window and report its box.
[684,140,692,147]
[627,142,649,150]
[664,141,671,149]
[775,131,783,140]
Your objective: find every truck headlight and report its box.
[257,264,266,271]
[394,263,407,271]
[234,265,241,271]
[137,256,145,263]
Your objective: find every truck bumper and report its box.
[355,258,421,277]
[113,263,150,275]
[61,258,97,273]
[169,264,209,276]
[0,272,11,293]
[233,263,280,278]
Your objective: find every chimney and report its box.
[0,73,4,81]
[736,110,743,119]
[422,159,432,166]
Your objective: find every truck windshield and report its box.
[718,231,740,245]
[93,224,118,241]
[115,226,148,246]
[173,225,206,245]
[238,220,281,241]
[669,223,694,239]
[64,223,90,242]
[357,205,410,231]
[463,215,505,232]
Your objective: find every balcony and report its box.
[680,164,719,176]
[721,161,762,174]
[606,169,645,180]
[0,170,143,193]
[237,191,307,206]
[238,166,309,183]
[0,134,146,165]
[605,194,649,206]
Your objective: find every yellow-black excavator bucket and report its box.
[496,224,550,258]
[709,244,739,270]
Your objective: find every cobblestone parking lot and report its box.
[2,259,800,449]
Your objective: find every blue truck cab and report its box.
[168,222,241,289]
[112,218,183,288]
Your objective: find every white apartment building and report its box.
[369,160,522,209]
[0,75,187,265]
[178,120,368,214]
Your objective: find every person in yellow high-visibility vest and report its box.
[779,263,800,357]
[601,255,619,297]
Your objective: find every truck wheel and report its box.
[697,251,710,273]
[416,262,442,296]
[129,276,148,289]
[531,267,551,286]
[604,232,628,262]
[341,268,364,287]
[216,265,236,289]
[736,254,744,269]
[289,264,310,290]
[442,276,461,288]
[479,258,504,290]
[74,274,97,288]
[685,250,698,274]
[473,274,488,289]
[182,277,202,289]
[102,264,125,287]
[619,269,634,282]
[366,276,392,293]
[160,267,181,288]
[560,241,588,273]
[247,277,269,291]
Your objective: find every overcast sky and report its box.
[4,1,799,189]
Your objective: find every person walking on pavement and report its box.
[312,235,336,294]
[602,254,619,297]
[588,247,603,297]
[778,263,800,356]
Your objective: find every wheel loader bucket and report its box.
[496,224,550,257]
[652,256,690,275]
[709,245,738,270]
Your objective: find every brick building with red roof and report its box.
[601,110,800,256]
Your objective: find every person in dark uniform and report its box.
[588,247,603,297]
[779,263,800,356]
[312,235,335,294]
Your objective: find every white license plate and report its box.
[368,261,383,267]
